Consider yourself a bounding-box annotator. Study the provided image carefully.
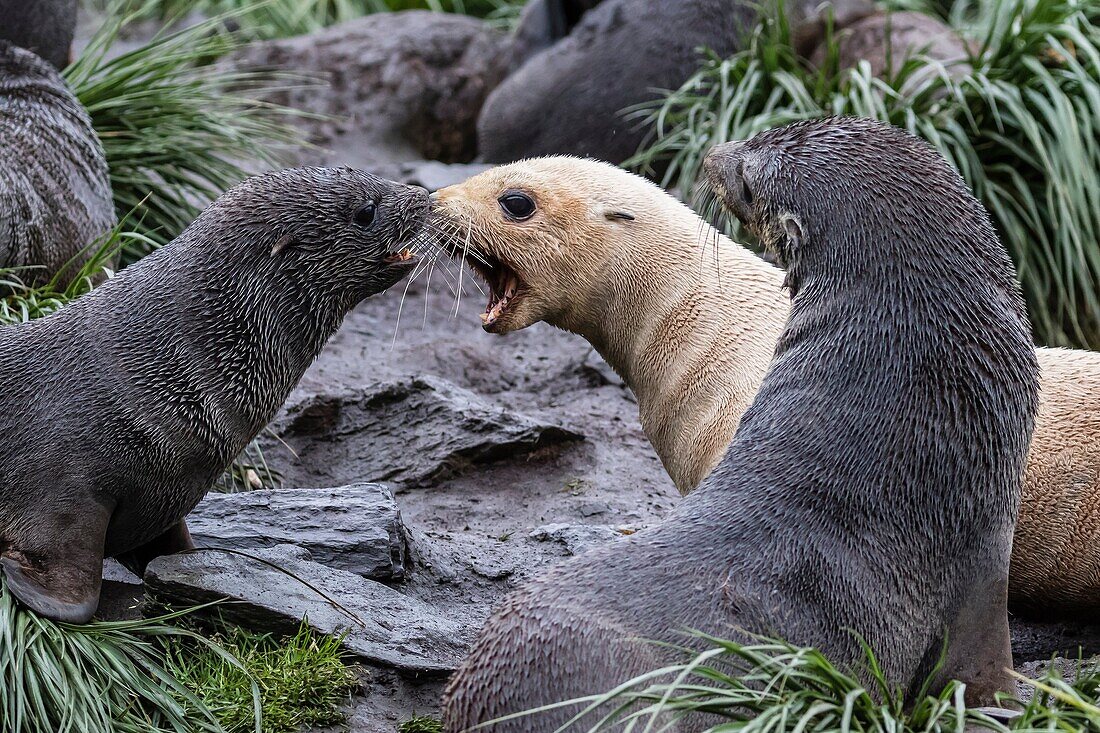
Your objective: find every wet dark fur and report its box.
[0,0,76,70]
[477,0,755,165]
[0,167,427,623]
[443,118,1038,731]
[505,0,604,67]
[0,41,116,285]
[476,0,875,166]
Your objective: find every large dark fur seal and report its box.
[0,167,427,624]
[443,118,1038,731]
[476,0,874,165]
[0,0,77,71]
[504,0,603,67]
[0,40,116,286]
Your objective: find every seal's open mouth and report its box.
[465,251,526,331]
[384,247,418,269]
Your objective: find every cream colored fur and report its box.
[433,156,1100,615]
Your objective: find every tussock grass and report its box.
[86,0,526,37]
[65,4,311,262]
[505,634,1100,732]
[164,621,358,733]
[0,584,249,733]
[631,0,1100,349]
[0,224,141,325]
[399,715,445,732]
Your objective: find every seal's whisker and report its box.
[452,221,474,318]
[391,257,434,349]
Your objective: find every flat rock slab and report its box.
[186,484,407,581]
[266,375,583,490]
[145,545,471,676]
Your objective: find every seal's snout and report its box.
[703,141,754,228]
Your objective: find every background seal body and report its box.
[0,167,427,623]
[476,0,756,165]
[434,156,1100,617]
[0,0,77,71]
[441,119,1038,731]
[0,41,117,286]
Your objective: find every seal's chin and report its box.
[465,251,527,333]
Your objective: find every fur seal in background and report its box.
[0,0,77,71]
[0,41,117,285]
[0,167,427,623]
[476,0,876,165]
[433,156,1100,618]
[477,0,757,165]
[442,118,1038,730]
[504,0,603,67]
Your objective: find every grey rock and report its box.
[809,11,971,85]
[145,545,472,675]
[263,375,583,490]
[582,348,625,389]
[225,11,506,169]
[393,160,494,192]
[530,523,625,555]
[1010,616,1100,662]
[186,484,407,581]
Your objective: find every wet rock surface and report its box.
[145,545,473,675]
[225,11,507,169]
[263,375,583,490]
[187,484,408,581]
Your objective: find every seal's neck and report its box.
[568,212,789,494]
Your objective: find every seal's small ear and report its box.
[605,210,635,222]
[271,234,295,256]
[781,215,803,252]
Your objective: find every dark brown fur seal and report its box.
[0,40,116,285]
[476,0,875,165]
[0,0,76,71]
[477,0,757,165]
[443,118,1038,731]
[0,167,427,623]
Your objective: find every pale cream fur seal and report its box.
[432,156,1100,617]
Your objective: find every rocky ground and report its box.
[133,270,1100,732]
[75,8,1100,732]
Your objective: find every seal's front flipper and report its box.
[0,504,110,624]
[114,520,195,579]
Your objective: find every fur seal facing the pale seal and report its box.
[441,118,1038,730]
[0,40,116,286]
[434,156,1100,616]
[0,167,426,623]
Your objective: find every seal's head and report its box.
[702,117,996,295]
[189,167,428,301]
[430,157,648,334]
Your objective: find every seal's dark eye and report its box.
[353,202,377,228]
[499,192,536,221]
